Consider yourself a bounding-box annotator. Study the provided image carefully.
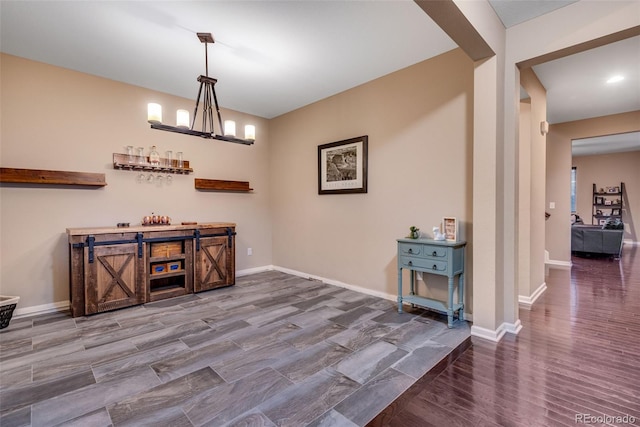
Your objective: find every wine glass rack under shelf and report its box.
[113,153,193,174]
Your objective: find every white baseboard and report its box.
[13,265,473,322]
[518,282,547,308]
[266,265,475,320]
[471,319,522,342]
[236,265,275,277]
[14,266,276,318]
[272,265,397,302]
[545,259,571,267]
[505,319,523,335]
[623,240,639,246]
[14,300,70,319]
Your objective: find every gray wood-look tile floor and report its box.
[0,271,470,427]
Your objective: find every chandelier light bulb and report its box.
[245,125,256,141]
[176,109,190,128]
[147,103,162,124]
[224,120,236,137]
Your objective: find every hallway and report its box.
[370,246,640,426]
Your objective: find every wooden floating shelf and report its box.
[194,179,253,192]
[113,153,193,174]
[0,167,107,187]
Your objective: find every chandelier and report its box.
[147,32,255,145]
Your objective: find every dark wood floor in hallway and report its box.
[369,246,640,426]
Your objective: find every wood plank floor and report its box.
[0,271,470,426]
[369,246,640,426]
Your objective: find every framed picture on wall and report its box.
[318,135,368,194]
[443,217,458,242]
[612,208,621,216]
[595,196,604,205]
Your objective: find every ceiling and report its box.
[1,1,638,154]
[572,132,640,157]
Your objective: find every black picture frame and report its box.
[595,196,604,205]
[318,135,368,194]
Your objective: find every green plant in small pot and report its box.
[407,226,420,239]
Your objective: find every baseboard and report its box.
[14,265,275,319]
[518,282,547,308]
[12,265,470,321]
[236,265,275,277]
[14,300,70,319]
[471,319,522,342]
[272,265,398,303]
[623,240,639,246]
[545,259,571,268]
[504,319,523,335]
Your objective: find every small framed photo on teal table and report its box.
[443,217,458,242]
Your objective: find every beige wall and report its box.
[546,111,640,261]
[269,49,474,307]
[519,69,547,297]
[0,54,273,310]
[573,151,640,242]
[518,101,532,294]
[545,123,574,263]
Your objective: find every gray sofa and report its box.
[571,225,624,258]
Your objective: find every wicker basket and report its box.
[0,296,19,329]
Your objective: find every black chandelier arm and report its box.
[211,84,225,136]
[191,79,205,131]
[148,123,254,145]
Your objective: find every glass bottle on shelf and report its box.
[149,146,160,166]
[136,147,146,165]
[176,152,184,169]
[125,146,134,163]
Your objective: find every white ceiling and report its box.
[1,0,638,156]
[489,0,578,28]
[572,132,640,157]
[0,1,457,119]
[532,36,640,125]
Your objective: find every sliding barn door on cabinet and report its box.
[194,235,235,292]
[84,243,144,315]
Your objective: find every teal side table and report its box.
[397,238,466,328]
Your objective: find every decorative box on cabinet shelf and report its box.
[67,222,235,317]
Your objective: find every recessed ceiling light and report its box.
[607,75,624,84]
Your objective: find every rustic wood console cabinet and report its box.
[67,223,235,317]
